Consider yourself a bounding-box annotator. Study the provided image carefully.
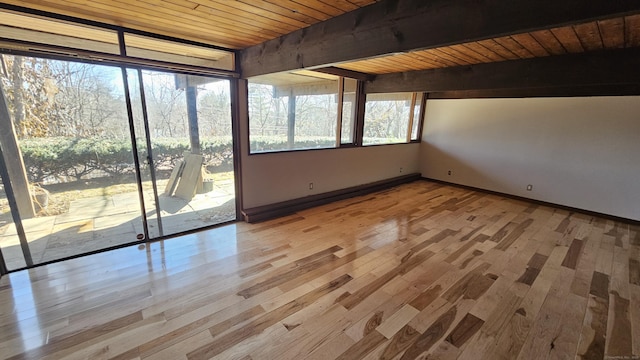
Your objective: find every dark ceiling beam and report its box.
[312,66,375,81]
[428,85,640,99]
[239,0,640,78]
[364,47,640,94]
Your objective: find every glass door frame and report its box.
[0,56,242,276]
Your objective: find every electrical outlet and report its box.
[447,170,452,176]
[399,167,403,173]
[309,182,313,190]
[526,184,533,191]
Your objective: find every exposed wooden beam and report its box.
[273,79,357,97]
[428,85,640,99]
[312,66,375,81]
[239,0,640,77]
[364,47,640,93]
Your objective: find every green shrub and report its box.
[19,135,335,184]
[249,136,335,152]
[20,137,234,183]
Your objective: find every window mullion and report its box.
[354,80,366,146]
[406,92,417,142]
[336,77,344,147]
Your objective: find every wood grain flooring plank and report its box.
[562,238,585,269]
[517,266,573,360]
[377,325,420,360]
[400,258,452,293]
[444,237,478,264]
[630,258,640,286]
[441,262,491,303]
[376,304,420,339]
[459,249,484,270]
[238,254,287,278]
[409,284,443,311]
[483,312,530,360]
[605,291,633,357]
[344,284,419,343]
[1,181,637,360]
[577,271,611,360]
[400,305,457,359]
[516,252,548,286]
[629,284,640,356]
[275,303,354,360]
[278,246,375,293]
[39,312,166,360]
[186,274,352,360]
[6,311,144,360]
[495,218,534,251]
[555,213,573,233]
[138,305,264,358]
[463,288,524,359]
[548,292,589,360]
[589,271,610,300]
[208,305,267,337]
[458,224,486,242]
[630,226,640,246]
[305,332,355,360]
[571,231,603,298]
[335,330,387,360]
[445,312,484,348]
[489,221,519,243]
[339,250,435,310]
[577,295,609,360]
[363,310,384,336]
[236,246,342,298]
[410,229,460,254]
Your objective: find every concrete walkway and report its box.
[0,179,235,270]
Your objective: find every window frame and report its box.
[247,74,360,154]
[359,91,426,147]
[246,74,427,155]
[0,5,237,77]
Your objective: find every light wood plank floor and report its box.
[1,180,639,360]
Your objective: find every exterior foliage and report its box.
[19,137,235,183]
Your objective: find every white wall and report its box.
[241,145,420,208]
[420,96,640,221]
[238,80,421,209]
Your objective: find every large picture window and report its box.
[248,73,425,152]
[363,92,424,145]
[248,71,358,153]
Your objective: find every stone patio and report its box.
[0,179,235,270]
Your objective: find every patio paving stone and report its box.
[2,180,236,269]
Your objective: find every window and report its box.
[411,93,424,141]
[248,71,344,153]
[124,34,234,71]
[248,72,425,152]
[0,8,238,271]
[363,92,424,145]
[0,9,235,74]
[340,78,358,144]
[0,9,120,54]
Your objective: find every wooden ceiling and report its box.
[340,15,640,74]
[0,0,378,49]
[1,0,639,79]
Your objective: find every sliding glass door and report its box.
[0,55,149,266]
[0,53,236,271]
[128,69,236,238]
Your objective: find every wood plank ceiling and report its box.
[0,0,379,49]
[340,15,640,74]
[1,0,640,76]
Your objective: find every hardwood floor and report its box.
[1,180,638,360]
